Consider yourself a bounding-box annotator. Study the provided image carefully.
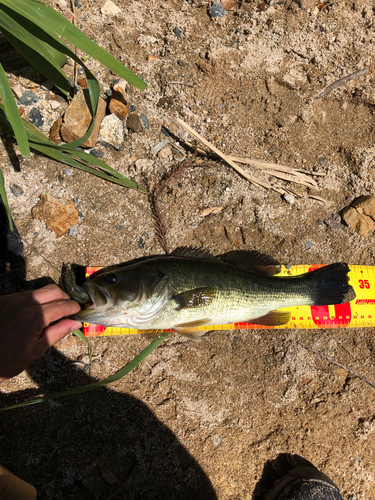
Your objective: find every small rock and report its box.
[63,168,73,176]
[173,27,182,40]
[158,145,172,158]
[105,89,112,97]
[221,0,237,10]
[98,114,125,150]
[137,237,145,249]
[341,205,375,238]
[126,113,143,133]
[147,54,159,61]
[352,196,375,218]
[283,193,295,204]
[77,77,88,88]
[150,140,169,155]
[69,224,77,236]
[177,59,188,67]
[90,148,105,158]
[19,90,39,106]
[323,214,344,231]
[74,0,81,8]
[101,0,121,15]
[60,90,106,147]
[257,2,267,11]
[129,104,137,112]
[109,85,130,120]
[199,206,223,217]
[9,183,24,197]
[209,1,226,17]
[28,108,44,128]
[32,194,79,238]
[11,83,24,99]
[51,95,69,112]
[140,113,149,130]
[305,241,313,250]
[49,116,63,144]
[50,100,61,110]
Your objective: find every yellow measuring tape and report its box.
[83,265,375,337]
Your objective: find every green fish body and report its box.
[66,253,356,340]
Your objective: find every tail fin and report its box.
[303,263,356,306]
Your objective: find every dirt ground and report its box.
[1,0,375,498]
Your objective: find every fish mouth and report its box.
[84,281,112,309]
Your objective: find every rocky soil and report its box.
[1,0,375,498]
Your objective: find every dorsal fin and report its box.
[220,250,281,276]
[171,247,281,276]
[172,247,214,259]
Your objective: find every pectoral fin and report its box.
[174,318,212,342]
[248,310,291,326]
[173,288,216,311]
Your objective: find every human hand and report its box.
[0,284,82,382]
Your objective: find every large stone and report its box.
[60,90,106,147]
[49,116,63,144]
[109,85,130,120]
[352,195,375,218]
[341,205,375,238]
[32,194,79,238]
[98,114,125,150]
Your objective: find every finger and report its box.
[31,299,82,332]
[36,319,83,354]
[0,284,71,312]
[31,284,71,305]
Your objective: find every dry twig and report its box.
[176,118,324,199]
[298,341,375,390]
[312,68,368,102]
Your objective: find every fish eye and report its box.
[105,273,117,285]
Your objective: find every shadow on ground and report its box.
[0,346,217,500]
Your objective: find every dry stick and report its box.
[177,119,323,198]
[312,68,368,102]
[176,118,284,194]
[226,156,326,178]
[298,341,375,390]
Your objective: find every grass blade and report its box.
[71,329,92,375]
[1,0,146,91]
[0,106,148,193]
[0,7,70,95]
[0,333,170,411]
[0,167,13,230]
[0,63,30,156]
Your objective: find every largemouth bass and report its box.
[64,253,355,340]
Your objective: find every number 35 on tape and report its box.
[83,264,375,336]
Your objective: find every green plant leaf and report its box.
[0,333,170,410]
[0,7,70,95]
[0,167,13,230]
[0,63,30,156]
[0,0,146,91]
[71,329,92,375]
[0,105,149,193]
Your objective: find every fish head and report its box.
[73,264,170,327]
[86,268,143,308]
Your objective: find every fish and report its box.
[64,251,356,341]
